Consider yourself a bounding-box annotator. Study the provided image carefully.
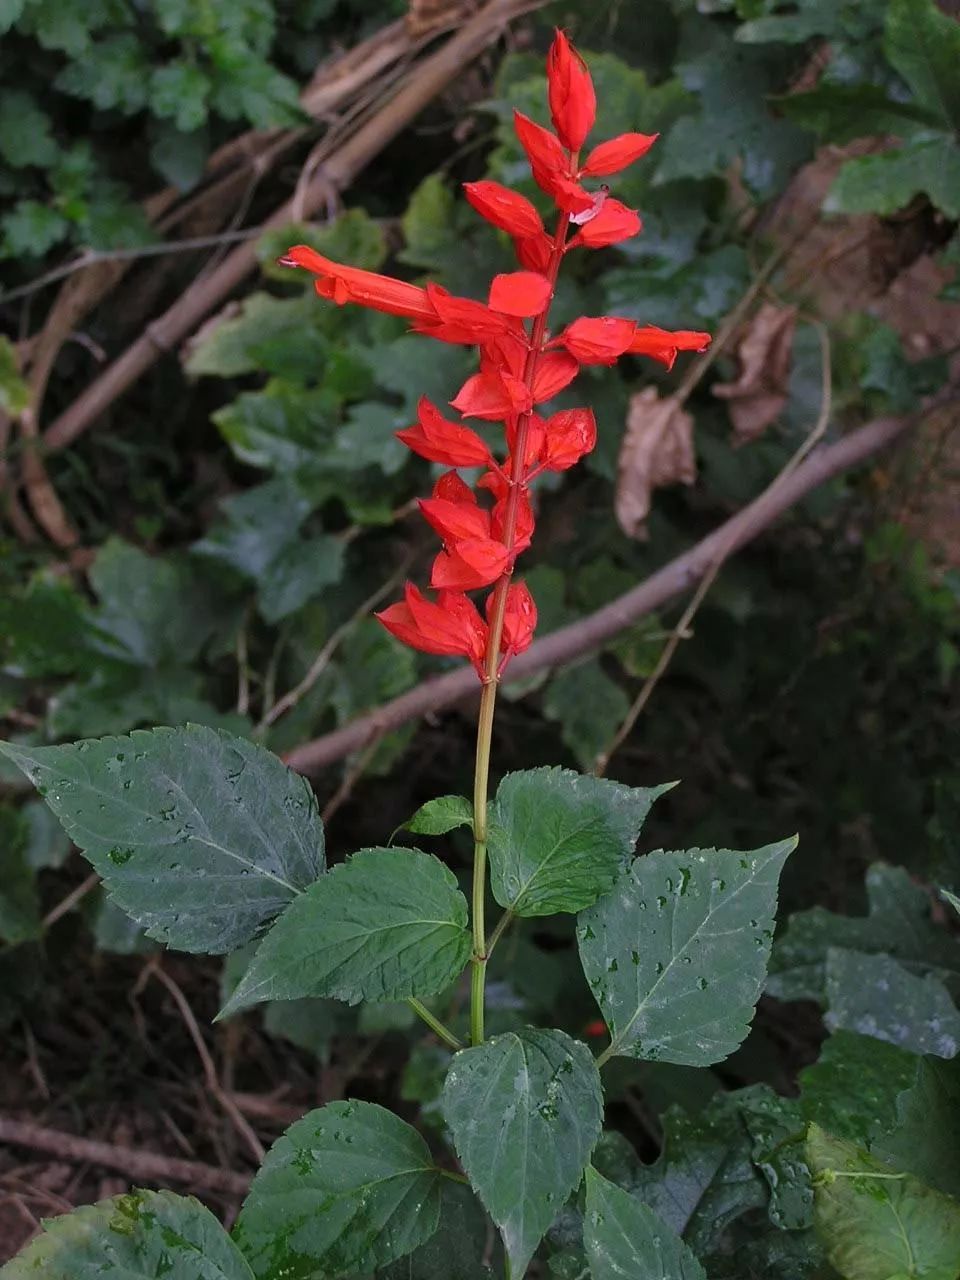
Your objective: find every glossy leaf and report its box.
[233,1100,444,1278]
[873,1056,960,1199]
[825,948,960,1059]
[488,768,671,918]
[798,1031,917,1146]
[380,1181,497,1279]
[738,1087,811,1230]
[579,839,795,1065]
[0,726,324,953]
[0,1188,255,1279]
[442,1027,603,1278]
[584,1167,706,1280]
[219,847,470,1016]
[807,1123,960,1280]
[402,795,473,837]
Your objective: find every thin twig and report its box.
[41,871,99,930]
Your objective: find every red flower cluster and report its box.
[280,29,711,681]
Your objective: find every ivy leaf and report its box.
[219,847,470,1016]
[487,767,671,917]
[807,1123,960,1280]
[232,1100,444,1277]
[827,135,960,219]
[0,90,58,168]
[442,1027,603,1278]
[150,61,212,131]
[187,294,324,381]
[774,84,943,143]
[0,1188,255,1279]
[402,795,474,837]
[798,1031,918,1146]
[873,1056,960,1199]
[1,200,69,258]
[825,948,960,1059]
[542,660,630,772]
[380,1181,497,1280]
[583,1167,706,1280]
[579,839,795,1066]
[150,122,209,191]
[884,0,960,131]
[0,725,324,954]
[256,535,344,624]
[54,34,150,113]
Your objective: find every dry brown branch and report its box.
[0,1116,251,1196]
[282,398,955,778]
[41,0,540,455]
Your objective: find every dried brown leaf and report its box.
[615,388,696,540]
[713,302,797,444]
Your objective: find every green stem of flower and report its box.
[406,998,464,1052]
[469,200,572,1048]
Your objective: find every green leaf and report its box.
[441,1027,603,1278]
[54,34,150,113]
[399,173,458,272]
[256,534,344,623]
[150,61,212,130]
[262,997,343,1062]
[209,51,304,128]
[774,84,943,143]
[767,862,959,1004]
[583,1167,706,1280]
[874,1056,960,1200]
[0,804,40,945]
[150,123,209,191]
[192,477,315,580]
[1,200,69,258]
[0,725,324,954]
[827,135,960,219]
[209,381,339,472]
[219,847,470,1016]
[232,1100,443,1277]
[807,1123,960,1280]
[825,948,960,1058]
[92,892,154,955]
[799,1031,918,1146]
[402,795,474,837]
[0,90,58,168]
[0,335,29,414]
[884,0,960,131]
[0,1188,255,1279]
[738,1087,811,1230]
[186,293,323,380]
[579,839,795,1066]
[943,888,960,916]
[542,660,630,772]
[380,1181,497,1279]
[487,768,671,918]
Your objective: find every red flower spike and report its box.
[463,181,544,238]
[540,407,597,471]
[546,30,596,153]
[488,271,552,318]
[280,246,437,322]
[432,541,512,591]
[627,325,712,370]
[413,282,509,346]
[557,316,638,365]
[395,397,495,469]
[497,580,538,659]
[512,111,593,213]
[506,412,547,469]
[531,350,580,403]
[377,583,487,676]
[568,198,642,249]
[581,132,659,177]
[452,370,533,420]
[419,495,490,544]
[513,232,554,273]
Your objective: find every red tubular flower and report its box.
[512,112,593,214]
[377,583,488,676]
[488,271,552,318]
[496,581,538,659]
[546,29,596,152]
[279,246,437,322]
[432,540,512,591]
[539,407,597,471]
[395,397,495,469]
[414,282,510,346]
[531,351,580,403]
[581,132,659,177]
[513,232,554,273]
[557,316,638,365]
[463,181,544,238]
[569,198,642,249]
[452,370,533,420]
[627,325,712,370]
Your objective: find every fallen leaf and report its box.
[714,302,797,444]
[615,388,696,539]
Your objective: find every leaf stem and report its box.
[469,204,572,1048]
[407,998,464,1052]
[485,908,515,959]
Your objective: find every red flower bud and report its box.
[531,350,580,403]
[568,198,642,249]
[463,180,544,238]
[513,232,554,273]
[431,540,512,591]
[580,132,659,177]
[377,583,488,676]
[498,580,538,658]
[546,30,596,152]
[627,325,712,370]
[396,397,495,469]
[489,271,552,318]
[452,370,533,420]
[557,316,638,365]
[540,407,597,471]
[280,245,437,321]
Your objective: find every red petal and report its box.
[431,541,511,590]
[395,397,494,468]
[513,232,554,273]
[627,325,712,369]
[281,244,437,321]
[540,407,597,471]
[496,580,538,657]
[419,495,490,543]
[377,583,488,675]
[463,181,544,238]
[581,132,659,177]
[557,316,638,365]
[432,469,477,505]
[531,350,580,403]
[489,271,552,318]
[569,199,642,249]
[452,371,532,421]
[546,29,596,152]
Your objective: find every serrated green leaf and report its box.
[943,887,960,916]
[186,293,323,380]
[799,1031,918,1146]
[442,1027,603,1278]
[0,725,324,954]
[1,200,69,258]
[874,1056,960,1200]
[580,839,794,1066]
[885,0,960,130]
[233,1100,443,1277]
[92,891,154,955]
[487,768,670,918]
[150,60,212,130]
[403,795,473,837]
[584,1167,706,1280]
[210,380,339,472]
[220,847,470,1016]
[0,90,58,168]
[767,863,959,1003]
[0,1188,255,1279]
[827,135,960,219]
[54,33,150,113]
[825,948,960,1059]
[380,1181,497,1279]
[807,1123,960,1280]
